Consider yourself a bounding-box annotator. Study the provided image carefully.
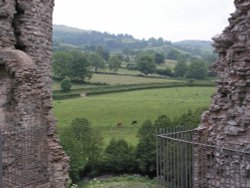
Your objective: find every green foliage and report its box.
[187,59,208,80]
[136,55,156,75]
[60,118,103,182]
[173,108,206,129]
[136,115,173,176]
[108,55,122,73]
[87,52,105,72]
[104,139,136,174]
[53,50,92,81]
[156,68,173,77]
[135,120,156,176]
[154,52,165,64]
[52,51,72,79]
[154,115,173,129]
[166,49,181,60]
[174,60,188,78]
[61,76,72,92]
[54,87,214,146]
[96,46,110,61]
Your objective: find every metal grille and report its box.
[157,128,250,188]
[0,126,49,188]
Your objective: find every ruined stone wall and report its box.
[0,1,69,187]
[195,0,250,187]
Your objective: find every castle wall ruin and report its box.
[0,0,69,187]
[195,0,250,187]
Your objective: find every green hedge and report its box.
[53,81,215,100]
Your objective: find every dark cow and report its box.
[131,120,137,125]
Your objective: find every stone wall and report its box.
[0,1,69,187]
[195,0,250,187]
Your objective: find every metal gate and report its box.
[157,128,250,188]
[0,126,49,188]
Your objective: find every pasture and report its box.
[87,73,181,85]
[53,87,215,145]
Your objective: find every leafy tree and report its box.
[69,50,92,81]
[96,46,110,61]
[136,116,173,176]
[60,118,103,182]
[154,115,172,129]
[53,50,92,81]
[173,108,206,129]
[60,76,72,92]
[104,138,136,174]
[166,49,181,60]
[154,52,165,64]
[52,51,72,79]
[108,55,122,73]
[174,60,188,78]
[136,55,156,75]
[187,59,208,79]
[135,120,156,176]
[88,52,105,72]
[156,68,173,77]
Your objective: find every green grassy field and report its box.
[53,87,215,145]
[157,59,177,70]
[53,73,182,91]
[87,74,180,85]
[79,175,156,188]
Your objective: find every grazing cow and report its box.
[116,122,123,127]
[131,120,137,125]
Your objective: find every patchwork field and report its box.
[53,87,215,145]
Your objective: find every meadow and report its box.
[53,86,215,145]
[79,175,156,188]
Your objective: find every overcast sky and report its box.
[53,0,235,42]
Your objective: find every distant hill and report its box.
[53,24,156,52]
[173,40,214,56]
[52,25,214,58]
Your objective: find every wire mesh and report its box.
[0,126,49,188]
[157,128,250,188]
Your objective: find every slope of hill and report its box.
[173,40,214,56]
[52,25,214,58]
[53,25,173,51]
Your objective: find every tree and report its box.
[136,55,156,75]
[69,50,92,81]
[108,55,121,73]
[135,120,156,176]
[156,68,173,77]
[104,138,136,174]
[60,76,72,92]
[174,60,188,78]
[187,59,208,79]
[154,52,165,64]
[52,50,92,81]
[52,51,72,79]
[88,52,105,72]
[60,118,103,181]
[166,49,181,60]
[96,46,110,61]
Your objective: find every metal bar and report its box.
[157,134,249,154]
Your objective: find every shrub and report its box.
[61,76,72,92]
[103,138,136,174]
[60,118,103,182]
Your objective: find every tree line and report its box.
[53,46,213,92]
[59,109,205,182]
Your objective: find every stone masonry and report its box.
[195,0,250,187]
[0,1,69,187]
